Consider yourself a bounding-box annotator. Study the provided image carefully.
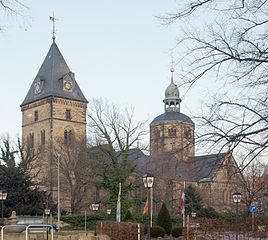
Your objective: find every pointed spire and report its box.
[21,42,88,106]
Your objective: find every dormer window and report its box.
[63,72,74,92]
[34,77,44,94]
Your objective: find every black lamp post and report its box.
[143,174,154,240]
[92,203,99,236]
[0,190,7,218]
[232,192,241,240]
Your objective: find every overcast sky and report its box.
[0,1,211,147]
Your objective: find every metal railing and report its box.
[0,224,55,240]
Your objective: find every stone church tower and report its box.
[150,68,194,161]
[20,38,88,192]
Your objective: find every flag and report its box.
[116,182,121,222]
[180,190,185,215]
[49,16,54,21]
[143,192,148,214]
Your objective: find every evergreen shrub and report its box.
[198,207,219,219]
[171,226,183,237]
[219,211,236,223]
[150,225,166,238]
[157,203,172,235]
[124,210,133,221]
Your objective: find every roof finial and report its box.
[49,13,58,42]
[170,54,175,84]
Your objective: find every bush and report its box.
[157,203,172,235]
[150,225,166,238]
[171,226,183,237]
[171,215,183,226]
[219,211,236,223]
[198,207,219,219]
[61,214,104,230]
[124,210,133,222]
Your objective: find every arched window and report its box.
[41,130,45,145]
[168,128,176,137]
[29,132,34,148]
[64,129,73,145]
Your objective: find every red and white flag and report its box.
[143,192,148,214]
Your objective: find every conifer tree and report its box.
[157,202,172,235]
[0,137,46,216]
[185,185,203,215]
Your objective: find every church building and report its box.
[141,68,245,213]
[20,32,244,214]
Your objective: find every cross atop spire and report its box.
[49,13,58,42]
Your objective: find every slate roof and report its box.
[192,153,226,182]
[132,151,227,182]
[87,144,226,183]
[21,42,87,106]
[151,112,194,125]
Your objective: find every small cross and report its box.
[49,13,58,42]
[170,52,175,69]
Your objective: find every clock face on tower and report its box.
[64,81,73,91]
[34,80,43,94]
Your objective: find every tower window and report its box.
[29,132,34,148]
[168,128,176,137]
[184,128,192,140]
[64,129,72,145]
[34,111,39,122]
[65,109,71,120]
[41,130,45,145]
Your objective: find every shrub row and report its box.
[150,225,183,238]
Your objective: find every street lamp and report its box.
[57,154,61,230]
[0,190,7,218]
[106,208,111,221]
[45,208,50,240]
[143,173,154,240]
[232,192,241,240]
[91,203,99,236]
[191,212,197,240]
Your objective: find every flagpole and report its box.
[183,181,186,228]
[150,188,153,227]
[116,182,121,222]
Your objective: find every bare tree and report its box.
[162,0,268,167]
[242,160,268,210]
[53,138,94,213]
[0,0,30,31]
[87,98,148,210]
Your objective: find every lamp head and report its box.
[232,192,242,203]
[143,173,154,188]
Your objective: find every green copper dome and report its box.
[163,68,181,113]
[164,81,180,100]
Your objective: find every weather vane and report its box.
[170,52,175,70]
[49,13,58,42]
